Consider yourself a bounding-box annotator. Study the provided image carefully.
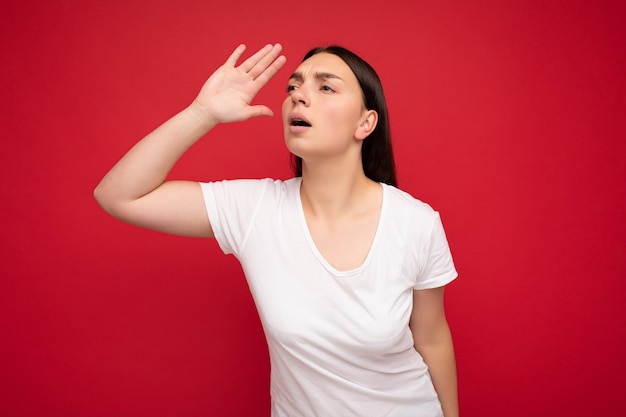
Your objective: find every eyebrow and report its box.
[288,71,343,82]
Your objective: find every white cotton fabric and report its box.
[200,177,457,417]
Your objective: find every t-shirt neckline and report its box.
[294,177,387,277]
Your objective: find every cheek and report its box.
[281,98,290,121]
[323,101,362,131]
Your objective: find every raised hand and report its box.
[191,43,287,124]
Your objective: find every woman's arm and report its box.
[94,43,286,237]
[410,287,459,417]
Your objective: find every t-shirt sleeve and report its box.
[414,212,458,290]
[199,179,271,257]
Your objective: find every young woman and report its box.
[95,43,459,417]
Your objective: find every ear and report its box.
[355,110,378,141]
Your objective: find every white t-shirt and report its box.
[200,177,457,417]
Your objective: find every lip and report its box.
[287,112,312,134]
[288,112,311,126]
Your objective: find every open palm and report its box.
[193,43,286,124]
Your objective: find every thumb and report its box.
[246,105,274,119]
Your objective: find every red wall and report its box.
[1,1,624,415]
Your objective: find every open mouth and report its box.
[289,114,312,127]
[291,119,312,127]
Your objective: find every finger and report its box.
[245,105,274,119]
[253,54,287,90]
[224,44,246,67]
[247,44,284,80]
[238,43,274,73]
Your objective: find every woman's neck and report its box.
[299,158,379,219]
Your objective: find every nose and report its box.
[290,85,310,107]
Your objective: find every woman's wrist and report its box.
[186,99,220,130]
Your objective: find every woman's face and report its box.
[282,53,371,162]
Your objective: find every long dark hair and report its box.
[290,46,397,187]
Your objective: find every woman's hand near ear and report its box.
[94,44,286,237]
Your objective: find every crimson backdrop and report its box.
[1,0,624,416]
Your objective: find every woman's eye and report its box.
[321,85,335,92]
[286,85,298,93]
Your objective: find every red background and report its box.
[1,0,624,415]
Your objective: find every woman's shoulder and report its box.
[208,177,303,206]
[382,183,437,217]
[381,184,446,244]
[203,177,299,191]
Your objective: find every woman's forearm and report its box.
[94,103,216,213]
[417,331,459,417]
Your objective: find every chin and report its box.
[283,136,302,158]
